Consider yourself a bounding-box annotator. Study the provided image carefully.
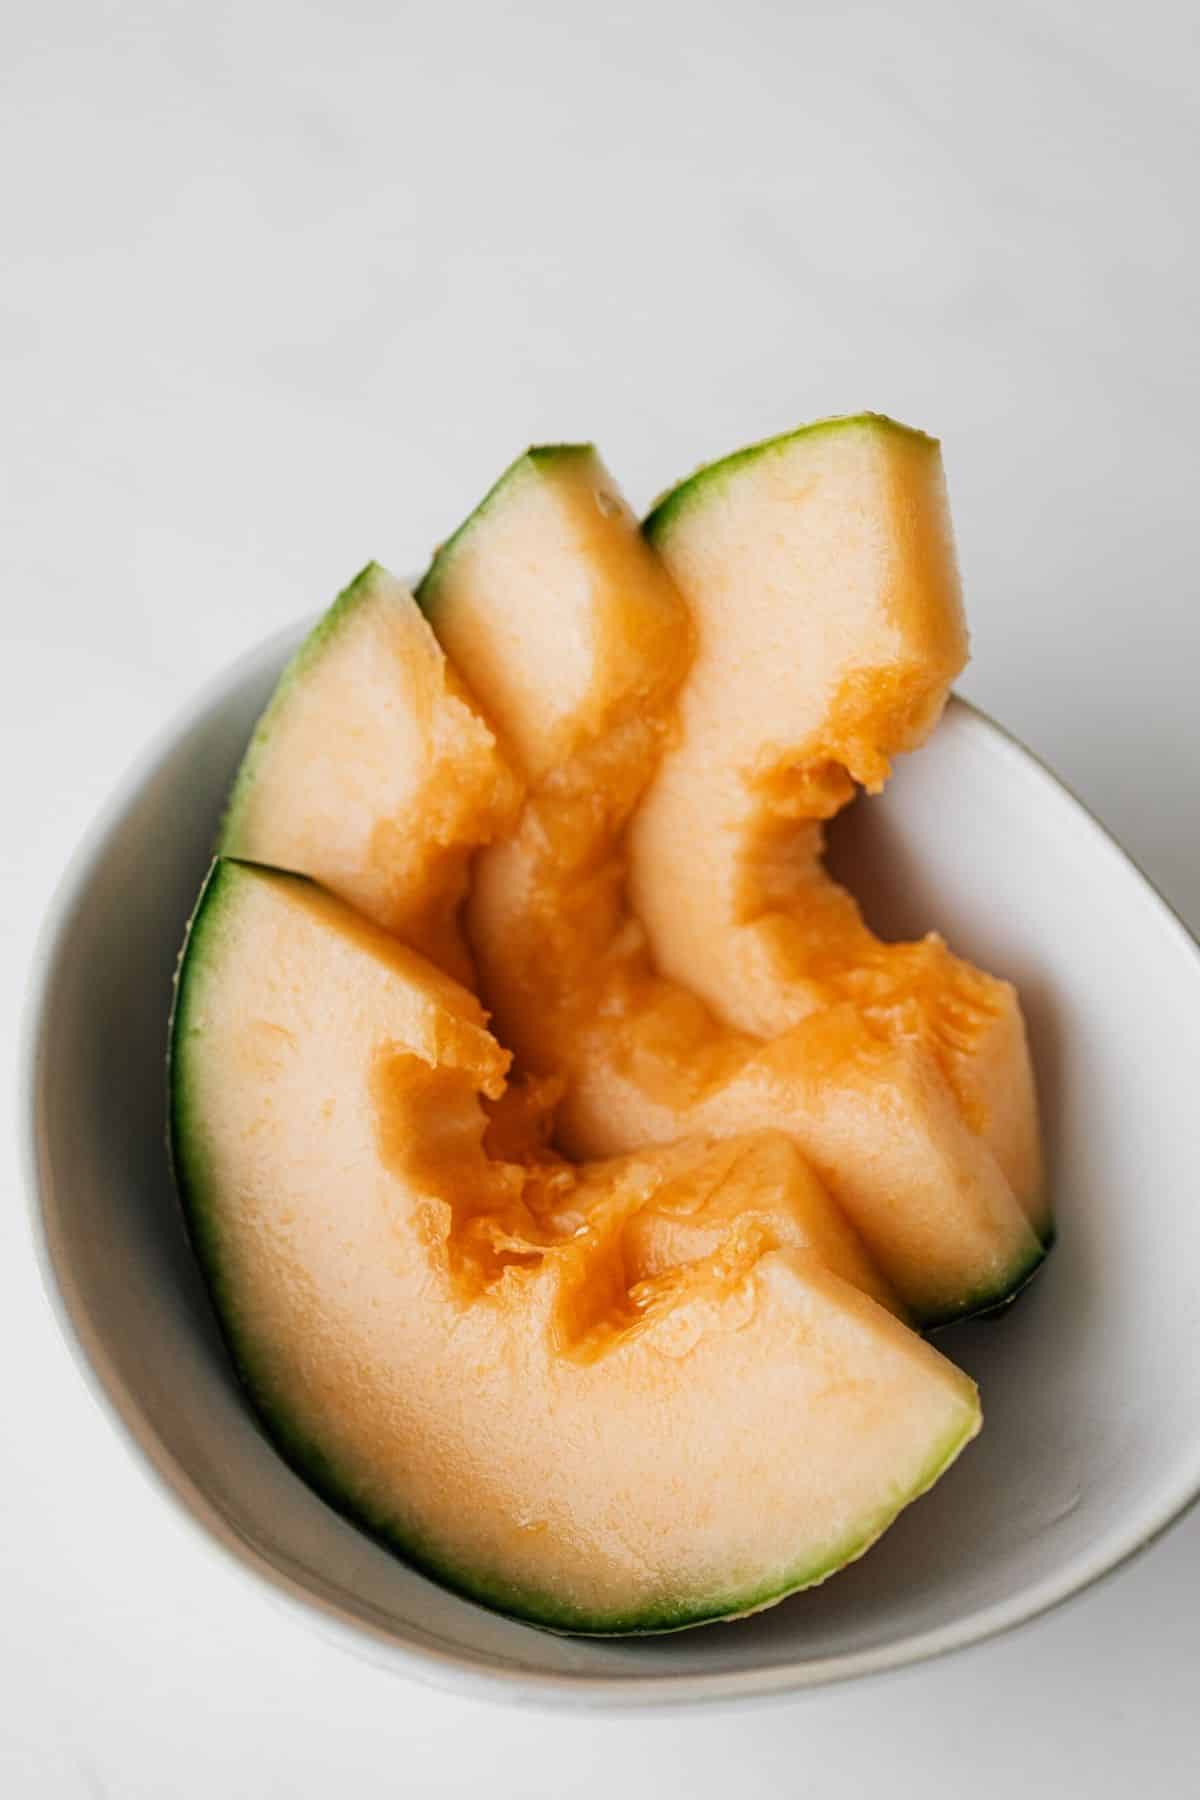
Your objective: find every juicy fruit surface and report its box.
[611,1133,900,1315]
[171,861,980,1631]
[172,418,1047,1635]
[220,563,520,986]
[637,417,1044,1231]
[417,445,691,781]
[428,438,1045,1323]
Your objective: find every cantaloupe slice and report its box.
[564,1131,900,1316]
[220,563,521,986]
[420,445,1046,1324]
[418,445,691,800]
[170,859,980,1633]
[637,417,1045,1231]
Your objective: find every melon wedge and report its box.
[421,446,1046,1324]
[637,416,1045,1232]
[169,859,980,1633]
[570,1131,899,1316]
[220,563,521,986]
[418,444,691,793]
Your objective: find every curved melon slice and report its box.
[170,859,980,1633]
[220,562,521,986]
[417,444,691,796]
[637,417,1045,1232]
[567,1132,899,1315]
[422,447,1045,1324]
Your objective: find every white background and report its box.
[3,2,1198,1792]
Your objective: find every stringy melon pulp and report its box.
[636,417,1043,1222]
[421,440,1046,1325]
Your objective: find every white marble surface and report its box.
[3,2,1198,1791]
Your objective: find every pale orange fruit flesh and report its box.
[420,437,1046,1323]
[170,861,980,1633]
[637,417,1043,1227]
[220,562,521,987]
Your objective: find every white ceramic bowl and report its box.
[24,620,1200,1708]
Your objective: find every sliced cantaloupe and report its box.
[608,1132,897,1311]
[637,416,1045,1233]
[417,444,691,798]
[220,563,521,987]
[421,444,1046,1325]
[170,859,979,1632]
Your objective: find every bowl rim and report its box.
[21,617,1200,1711]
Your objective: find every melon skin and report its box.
[423,443,1046,1326]
[219,562,521,987]
[643,412,939,539]
[638,414,1046,1240]
[170,860,981,1634]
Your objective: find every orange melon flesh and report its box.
[170,860,980,1632]
[220,563,521,986]
[526,1128,900,1317]
[637,417,1045,1231]
[418,445,690,793]
[421,445,1045,1324]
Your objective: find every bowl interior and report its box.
[28,626,1200,1704]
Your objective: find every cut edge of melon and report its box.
[218,562,384,851]
[416,444,596,615]
[644,412,939,545]
[921,1233,1049,1332]
[939,1223,1054,1329]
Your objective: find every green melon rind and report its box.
[643,413,938,546]
[415,444,596,617]
[1028,1193,1055,1249]
[952,1225,1056,1328]
[167,855,239,1281]
[218,563,386,853]
[251,1371,979,1638]
[168,859,980,1636]
[919,1233,1050,1334]
[168,860,314,1313]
